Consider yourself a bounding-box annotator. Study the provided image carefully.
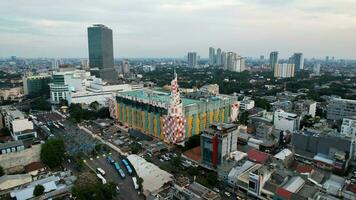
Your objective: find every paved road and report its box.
[85,154,141,200]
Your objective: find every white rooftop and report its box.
[10,176,59,200]
[127,154,173,194]
[274,149,293,160]
[283,176,305,193]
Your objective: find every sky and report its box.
[0,0,356,59]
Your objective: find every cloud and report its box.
[0,0,355,58]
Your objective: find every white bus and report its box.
[96,168,106,176]
[96,173,107,184]
[132,177,139,190]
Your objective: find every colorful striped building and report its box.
[113,87,239,142]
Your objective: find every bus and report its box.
[53,122,60,129]
[96,168,106,176]
[132,177,139,190]
[122,159,133,175]
[107,156,115,164]
[114,162,126,179]
[57,121,65,128]
[96,173,107,184]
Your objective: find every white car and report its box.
[213,188,220,193]
[224,192,231,197]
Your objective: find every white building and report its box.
[340,116,356,139]
[187,52,197,68]
[274,109,300,132]
[274,63,295,78]
[1,107,36,140]
[327,98,356,120]
[226,52,245,72]
[239,97,255,111]
[293,100,317,118]
[313,64,321,75]
[50,70,140,106]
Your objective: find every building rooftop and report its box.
[0,140,23,149]
[274,149,293,161]
[127,154,173,195]
[247,149,270,164]
[118,89,201,107]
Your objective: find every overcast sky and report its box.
[1,0,356,59]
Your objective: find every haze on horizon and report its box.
[0,0,356,59]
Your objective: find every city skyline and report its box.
[1,0,356,59]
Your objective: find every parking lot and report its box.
[84,152,141,200]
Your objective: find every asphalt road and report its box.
[85,153,141,200]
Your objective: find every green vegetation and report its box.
[69,103,110,122]
[129,142,142,154]
[253,97,271,111]
[0,127,10,137]
[40,139,65,168]
[137,177,144,191]
[72,182,117,200]
[33,184,45,196]
[0,165,4,176]
[171,154,182,167]
[184,134,200,150]
[31,97,51,111]
[238,111,248,125]
[196,171,218,188]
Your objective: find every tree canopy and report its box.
[33,184,45,196]
[69,103,110,122]
[72,182,117,200]
[40,139,65,168]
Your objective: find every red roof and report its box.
[276,187,293,200]
[296,164,314,174]
[24,162,46,172]
[247,149,270,164]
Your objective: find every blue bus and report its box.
[122,159,133,175]
[114,162,126,179]
[107,156,115,164]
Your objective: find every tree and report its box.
[184,134,200,150]
[206,171,218,187]
[40,139,65,168]
[72,182,117,200]
[171,154,182,168]
[0,165,4,177]
[137,177,144,191]
[129,142,142,154]
[254,97,271,111]
[238,111,248,125]
[89,101,100,110]
[33,184,45,196]
[187,167,199,176]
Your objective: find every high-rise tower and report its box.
[269,51,279,69]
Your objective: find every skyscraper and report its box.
[293,53,304,70]
[216,48,222,66]
[274,63,295,78]
[209,47,215,66]
[269,51,279,69]
[187,52,197,68]
[87,24,117,82]
[122,59,130,75]
[222,52,227,70]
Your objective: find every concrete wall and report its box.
[0,144,41,173]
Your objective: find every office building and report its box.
[226,52,245,72]
[209,47,215,66]
[293,100,317,118]
[269,51,279,69]
[22,74,51,97]
[274,109,300,132]
[239,97,255,111]
[49,70,137,105]
[122,59,130,75]
[293,53,304,70]
[87,24,117,82]
[187,52,197,68]
[1,107,37,140]
[216,48,222,66]
[81,59,89,70]
[222,52,227,70]
[313,63,321,75]
[327,98,356,120]
[201,123,239,168]
[274,63,295,78]
[340,116,356,139]
[113,74,239,143]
